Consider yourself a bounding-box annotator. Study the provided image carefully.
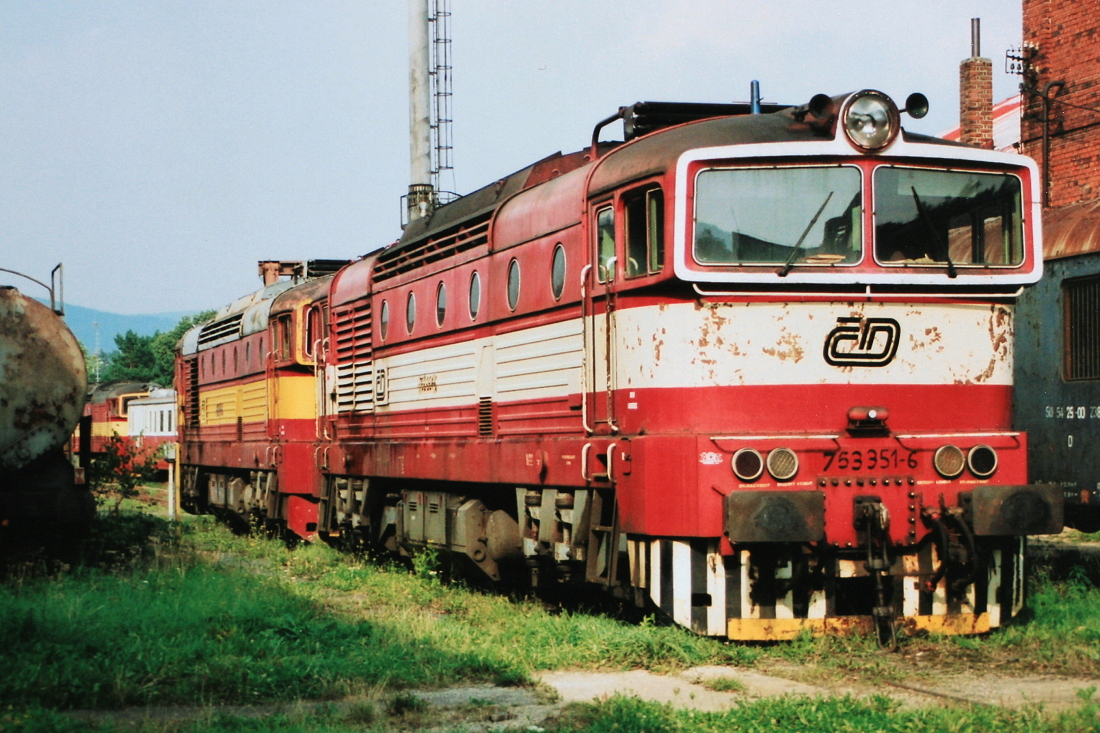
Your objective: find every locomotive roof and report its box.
[587,105,959,196]
[1042,196,1100,259]
[87,381,157,403]
[269,273,335,315]
[392,99,960,256]
[179,280,295,355]
[395,147,605,249]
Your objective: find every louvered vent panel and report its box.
[184,357,199,428]
[333,300,375,413]
[1065,275,1100,381]
[198,313,244,346]
[477,397,493,436]
[374,216,490,282]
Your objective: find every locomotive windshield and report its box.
[693,166,862,266]
[874,167,1024,267]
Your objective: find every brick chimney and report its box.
[959,18,994,149]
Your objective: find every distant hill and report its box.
[47,301,198,352]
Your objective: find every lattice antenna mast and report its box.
[430,0,456,203]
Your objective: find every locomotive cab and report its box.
[574,90,1059,641]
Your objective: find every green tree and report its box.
[97,311,215,386]
[100,330,158,382]
[150,310,215,386]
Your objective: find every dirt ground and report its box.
[70,662,1100,732]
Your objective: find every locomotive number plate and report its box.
[823,448,917,472]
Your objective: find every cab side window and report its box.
[596,205,616,283]
[625,187,664,278]
[304,306,323,358]
[275,314,293,362]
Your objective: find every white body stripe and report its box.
[335,297,1012,419]
[615,300,1013,388]
[351,318,584,414]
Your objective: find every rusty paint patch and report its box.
[761,330,805,363]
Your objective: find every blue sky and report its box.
[1,1,1023,314]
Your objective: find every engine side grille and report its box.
[198,313,244,346]
[478,397,493,436]
[1065,275,1100,381]
[374,215,490,283]
[333,300,374,413]
[183,357,200,428]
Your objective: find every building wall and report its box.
[1020,0,1100,208]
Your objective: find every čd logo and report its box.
[823,317,900,367]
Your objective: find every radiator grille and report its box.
[478,397,493,436]
[198,313,243,346]
[1065,275,1100,381]
[373,215,489,282]
[333,300,375,412]
[183,357,199,428]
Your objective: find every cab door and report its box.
[585,199,619,434]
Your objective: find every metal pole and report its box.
[971,18,980,58]
[167,443,177,520]
[408,0,433,221]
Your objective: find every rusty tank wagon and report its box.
[0,268,93,548]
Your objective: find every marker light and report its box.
[968,445,998,478]
[732,448,764,482]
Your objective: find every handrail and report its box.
[581,442,618,483]
[0,264,64,313]
[579,264,593,435]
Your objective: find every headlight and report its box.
[841,90,899,151]
[933,445,966,479]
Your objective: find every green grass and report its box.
[695,675,745,693]
[0,514,748,711]
[4,509,1100,730]
[958,563,1100,674]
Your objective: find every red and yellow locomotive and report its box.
[178,91,1061,641]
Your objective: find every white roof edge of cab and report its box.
[672,137,1044,287]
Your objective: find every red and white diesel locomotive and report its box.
[178,91,1062,642]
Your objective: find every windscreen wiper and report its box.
[910,186,957,278]
[777,191,834,277]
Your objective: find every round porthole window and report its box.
[436,282,447,326]
[507,259,521,311]
[406,291,416,334]
[469,271,481,319]
[551,244,566,300]
[379,300,390,340]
